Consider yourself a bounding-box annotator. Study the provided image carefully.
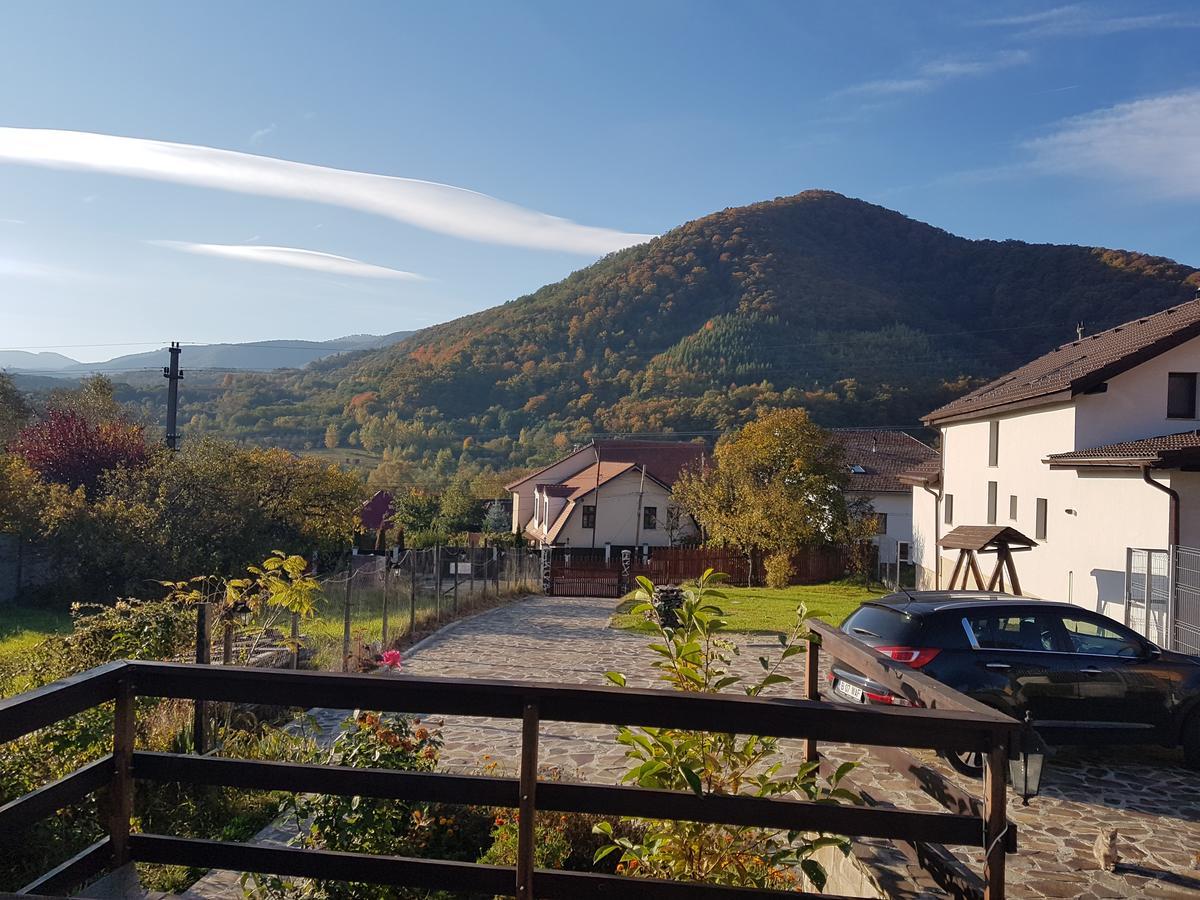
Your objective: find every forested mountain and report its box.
[114,191,1200,487]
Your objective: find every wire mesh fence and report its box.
[306,546,545,671]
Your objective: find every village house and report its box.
[907,297,1200,618]
[834,429,939,571]
[506,439,705,553]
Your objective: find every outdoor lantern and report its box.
[1008,713,1048,805]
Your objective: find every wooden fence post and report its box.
[193,603,211,753]
[381,557,391,648]
[222,622,234,665]
[469,548,475,599]
[983,745,1008,900]
[515,701,540,900]
[290,612,300,670]
[452,551,459,614]
[342,557,354,673]
[434,545,442,621]
[110,674,135,866]
[493,547,500,595]
[803,637,820,763]
[409,551,417,637]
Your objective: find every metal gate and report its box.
[1124,546,1200,654]
[1124,548,1170,646]
[1171,546,1200,655]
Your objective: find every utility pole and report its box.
[163,342,183,450]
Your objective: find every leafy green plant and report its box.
[598,569,858,890]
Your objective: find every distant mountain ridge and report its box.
[48,191,1200,481]
[0,332,413,376]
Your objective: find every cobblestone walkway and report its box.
[189,594,1200,899]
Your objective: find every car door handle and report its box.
[985,662,1011,670]
[1080,667,1103,675]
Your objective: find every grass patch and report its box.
[611,581,886,634]
[0,604,72,662]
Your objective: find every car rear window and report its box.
[841,605,922,643]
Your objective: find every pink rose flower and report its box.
[380,649,403,670]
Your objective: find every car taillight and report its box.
[876,646,941,668]
[864,689,915,707]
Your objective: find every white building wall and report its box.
[1075,334,1200,448]
[510,451,596,533]
[916,401,1173,614]
[911,485,940,589]
[555,472,679,549]
[848,491,913,565]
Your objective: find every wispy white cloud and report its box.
[1023,89,1200,197]
[980,5,1196,38]
[0,217,23,225]
[836,50,1031,97]
[249,123,276,146]
[150,240,429,280]
[0,128,654,255]
[0,257,85,281]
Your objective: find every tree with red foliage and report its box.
[9,409,149,494]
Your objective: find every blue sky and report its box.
[1,2,1198,362]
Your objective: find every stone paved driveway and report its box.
[383,594,1200,900]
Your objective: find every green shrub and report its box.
[764,552,794,589]
[599,570,858,891]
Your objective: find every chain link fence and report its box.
[306,547,544,671]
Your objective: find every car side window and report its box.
[1058,614,1144,658]
[965,612,1062,652]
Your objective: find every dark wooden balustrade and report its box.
[1,646,1020,899]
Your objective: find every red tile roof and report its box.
[834,429,939,493]
[506,439,706,491]
[926,298,1200,425]
[1045,429,1200,467]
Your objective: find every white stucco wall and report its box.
[554,471,682,549]
[911,485,940,589]
[848,491,914,565]
[510,450,596,533]
[1075,333,1200,448]
[915,402,1173,614]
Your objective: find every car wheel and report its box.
[940,748,986,778]
[1184,712,1200,770]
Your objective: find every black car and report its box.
[829,591,1200,776]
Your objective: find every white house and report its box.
[834,429,938,567]
[907,297,1200,617]
[506,440,705,551]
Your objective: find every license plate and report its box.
[834,679,865,703]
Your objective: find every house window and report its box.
[1035,498,1048,540]
[581,505,596,529]
[988,421,999,467]
[643,506,658,530]
[987,481,998,525]
[1009,495,1018,520]
[1167,372,1197,419]
[898,541,910,563]
[944,494,954,525]
[872,513,888,535]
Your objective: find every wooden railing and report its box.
[805,620,1021,900]
[1,654,1021,899]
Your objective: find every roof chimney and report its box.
[1076,321,1085,341]
[872,436,877,453]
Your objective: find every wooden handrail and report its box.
[5,656,1016,899]
[127,660,1019,751]
[807,620,1017,728]
[0,660,124,744]
[132,751,984,846]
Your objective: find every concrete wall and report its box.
[553,471,683,549]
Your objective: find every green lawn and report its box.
[0,605,73,661]
[611,581,886,634]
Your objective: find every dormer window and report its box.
[1167,372,1197,419]
[848,464,866,474]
